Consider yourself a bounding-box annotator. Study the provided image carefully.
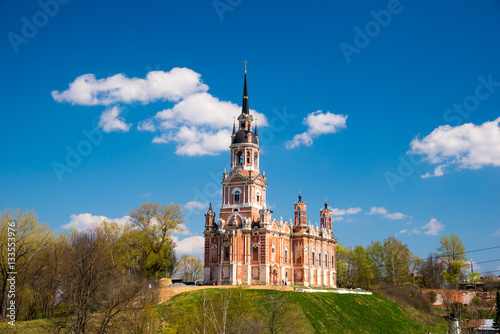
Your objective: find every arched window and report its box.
[325,254,328,267]
[247,151,251,164]
[234,191,240,203]
[254,153,258,166]
[312,251,315,266]
[284,249,288,264]
[319,252,322,267]
[256,190,261,204]
[236,151,243,164]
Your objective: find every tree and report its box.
[55,228,142,334]
[493,290,500,331]
[383,237,412,284]
[335,244,349,287]
[175,255,203,282]
[129,202,185,278]
[349,245,374,289]
[366,241,384,284]
[0,208,51,318]
[436,234,466,287]
[418,254,444,289]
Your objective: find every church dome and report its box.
[232,129,258,145]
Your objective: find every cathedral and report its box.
[203,71,337,287]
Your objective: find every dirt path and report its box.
[157,285,294,304]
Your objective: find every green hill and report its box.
[161,288,445,334]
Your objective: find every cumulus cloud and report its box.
[331,207,362,216]
[174,236,205,255]
[421,218,445,236]
[410,117,500,176]
[367,207,406,220]
[144,92,268,156]
[185,201,208,211]
[62,213,130,231]
[152,127,232,156]
[286,111,347,149]
[53,67,272,155]
[98,106,131,133]
[398,218,444,236]
[421,165,445,179]
[51,68,208,106]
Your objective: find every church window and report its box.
[284,249,288,264]
[236,151,243,164]
[254,153,258,166]
[234,191,240,203]
[325,254,328,267]
[312,251,315,266]
[247,151,251,164]
[319,252,322,266]
[253,246,259,262]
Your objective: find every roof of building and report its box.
[232,129,258,145]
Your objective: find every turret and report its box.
[205,203,216,231]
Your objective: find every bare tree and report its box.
[175,255,203,282]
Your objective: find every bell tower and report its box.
[219,70,268,227]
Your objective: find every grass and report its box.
[161,288,447,334]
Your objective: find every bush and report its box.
[427,291,437,304]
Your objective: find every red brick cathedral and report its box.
[203,72,337,287]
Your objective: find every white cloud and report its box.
[410,117,500,176]
[62,213,130,231]
[51,68,208,106]
[145,92,268,156]
[185,201,208,211]
[367,207,406,220]
[53,67,271,156]
[421,165,445,178]
[399,218,444,236]
[493,228,500,236]
[152,127,232,156]
[331,207,362,216]
[286,111,347,149]
[421,218,445,236]
[174,236,205,255]
[98,105,131,133]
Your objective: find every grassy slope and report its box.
[163,289,445,334]
[1,289,446,333]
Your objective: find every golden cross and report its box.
[244,61,247,74]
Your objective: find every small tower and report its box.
[294,193,307,225]
[320,198,332,230]
[205,203,216,231]
[259,202,272,228]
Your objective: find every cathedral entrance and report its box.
[271,268,278,285]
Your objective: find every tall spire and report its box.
[242,64,249,115]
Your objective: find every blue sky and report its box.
[1,0,499,273]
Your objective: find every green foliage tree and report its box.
[335,244,349,288]
[129,202,185,278]
[366,241,384,283]
[436,234,466,288]
[493,290,500,331]
[350,245,374,289]
[383,237,412,284]
[0,208,51,318]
